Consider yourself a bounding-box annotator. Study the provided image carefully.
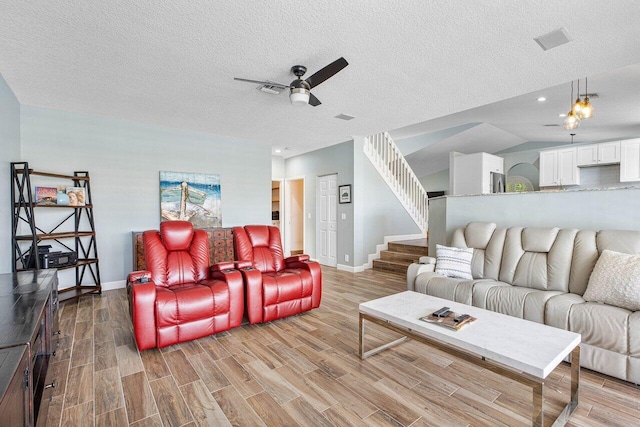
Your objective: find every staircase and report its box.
[372,239,428,274]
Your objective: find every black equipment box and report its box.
[40,251,78,269]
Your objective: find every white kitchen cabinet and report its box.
[539,147,580,187]
[451,152,504,195]
[577,141,621,167]
[620,139,640,182]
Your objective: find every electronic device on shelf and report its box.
[40,251,78,269]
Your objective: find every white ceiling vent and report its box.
[335,113,355,121]
[534,28,572,51]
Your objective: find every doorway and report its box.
[284,177,304,257]
[316,174,337,267]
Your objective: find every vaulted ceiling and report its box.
[1,1,640,158]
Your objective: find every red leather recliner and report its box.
[127,221,243,350]
[233,225,322,324]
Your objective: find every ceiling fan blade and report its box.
[305,57,349,89]
[233,78,290,89]
[309,93,322,107]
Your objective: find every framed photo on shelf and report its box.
[66,187,86,206]
[339,184,351,204]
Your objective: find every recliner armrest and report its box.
[407,262,436,291]
[210,261,235,274]
[418,256,436,265]
[127,270,152,284]
[285,254,310,264]
[126,279,157,351]
[234,260,253,269]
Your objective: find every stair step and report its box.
[372,259,411,274]
[379,250,421,263]
[388,240,428,256]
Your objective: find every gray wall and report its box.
[0,74,21,274]
[419,169,449,193]
[428,188,640,254]
[19,106,271,285]
[285,140,354,265]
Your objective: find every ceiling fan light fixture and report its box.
[290,87,310,106]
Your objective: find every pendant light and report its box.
[571,79,583,116]
[579,77,594,119]
[564,81,581,130]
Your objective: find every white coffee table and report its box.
[359,291,580,427]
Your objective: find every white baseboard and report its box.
[336,264,366,273]
[102,279,126,291]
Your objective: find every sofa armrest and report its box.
[418,256,436,265]
[407,262,436,291]
[126,278,157,351]
[209,261,235,274]
[286,258,322,309]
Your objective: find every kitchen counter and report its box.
[431,185,640,199]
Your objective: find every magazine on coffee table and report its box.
[420,310,477,331]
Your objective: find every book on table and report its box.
[420,310,477,331]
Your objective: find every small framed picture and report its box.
[35,187,57,205]
[66,187,86,206]
[339,185,351,204]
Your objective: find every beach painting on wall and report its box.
[160,171,221,228]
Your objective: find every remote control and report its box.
[433,307,450,317]
[454,314,470,323]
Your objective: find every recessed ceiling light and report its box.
[274,149,282,153]
[537,97,546,102]
[558,113,567,117]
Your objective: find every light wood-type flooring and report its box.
[47,267,640,426]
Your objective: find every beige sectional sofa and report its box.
[406,222,640,384]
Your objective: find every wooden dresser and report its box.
[0,270,59,426]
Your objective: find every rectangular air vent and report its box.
[534,28,572,51]
[335,113,355,121]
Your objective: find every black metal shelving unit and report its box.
[11,162,101,302]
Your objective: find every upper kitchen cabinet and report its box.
[577,141,621,167]
[620,139,640,182]
[539,147,580,187]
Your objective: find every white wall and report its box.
[19,106,271,285]
[0,74,21,273]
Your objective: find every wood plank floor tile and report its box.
[95,406,128,427]
[94,339,118,372]
[70,337,93,367]
[281,396,334,427]
[49,358,70,398]
[244,359,300,405]
[149,375,194,426]
[64,363,93,407]
[246,391,299,426]
[44,395,64,427]
[94,321,114,343]
[212,386,267,427]
[305,368,378,419]
[139,348,171,381]
[322,403,369,427]
[198,336,232,360]
[121,371,158,423]
[73,320,92,341]
[115,343,144,377]
[94,366,125,416]
[94,307,110,323]
[60,401,93,427]
[363,410,404,427]
[215,356,264,398]
[129,414,164,427]
[162,348,200,386]
[275,364,338,412]
[188,351,231,392]
[180,380,231,427]
[267,340,318,374]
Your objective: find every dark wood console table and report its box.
[0,270,59,426]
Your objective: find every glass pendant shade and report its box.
[579,97,594,119]
[571,97,583,115]
[564,110,581,130]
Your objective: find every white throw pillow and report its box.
[583,249,640,311]
[435,244,473,280]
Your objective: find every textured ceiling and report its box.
[1,1,640,158]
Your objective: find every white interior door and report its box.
[316,174,337,267]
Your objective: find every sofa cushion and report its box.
[474,284,563,324]
[583,250,640,311]
[414,272,483,305]
[435,244,473,279]
[630,312,640,358]
[522,227,559,253]
[569,302,630,354]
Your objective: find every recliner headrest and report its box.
[522,227,559,253]
[464,222,497,249]
[245,225,270,247]
[160,221,194,251]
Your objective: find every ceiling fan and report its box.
[234,57,348,106]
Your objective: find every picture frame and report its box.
[339,184,352,204]
[35,187,57,205]
[66,187,86,206]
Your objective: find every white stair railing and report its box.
[364,131,428,233]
